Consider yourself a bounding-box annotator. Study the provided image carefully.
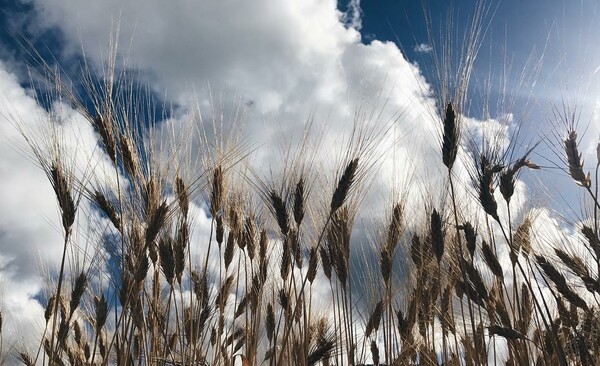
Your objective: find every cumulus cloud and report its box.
[20,0,433,133]
[19,0,455,214]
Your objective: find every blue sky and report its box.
[355,0,600,113]
[1,0,600,354]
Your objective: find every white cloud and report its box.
[19,0,452,211]
[341,0,363,31]
[414,43,433,53]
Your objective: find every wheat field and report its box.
[1,2,600,366]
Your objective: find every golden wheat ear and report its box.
[564,130,591,188]
[49,162,76,234]
[330,158,359,214]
